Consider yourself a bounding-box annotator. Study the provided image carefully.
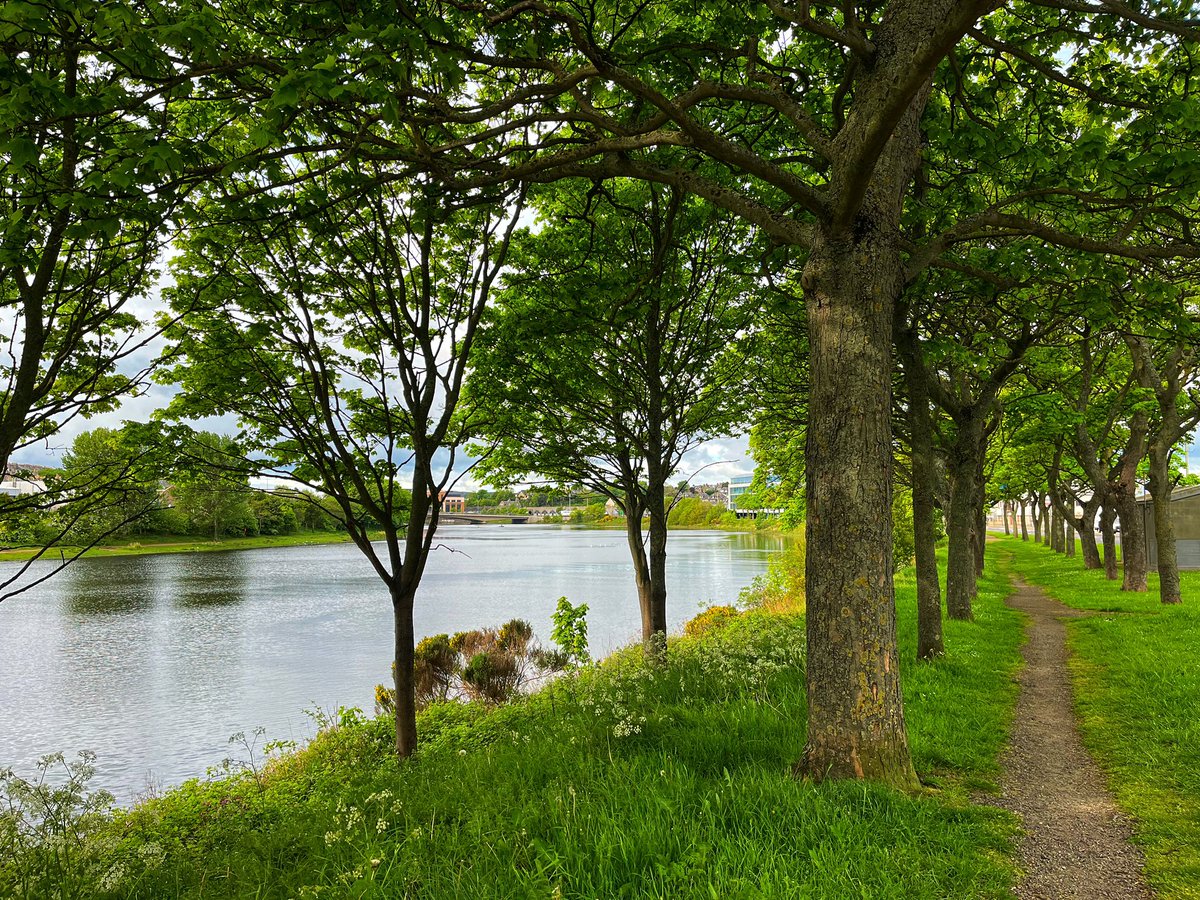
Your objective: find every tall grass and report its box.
[1003,536,1200,899]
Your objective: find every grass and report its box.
[2,553,1025,899]
[1001,535,1200,899]
[0,530,360,562]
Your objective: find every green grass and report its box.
[1002,535,1200,899]
[0,530,360,562]
[2,557,1025,899]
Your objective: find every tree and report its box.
[1124,294,1200,605]
[471,182,753,648]
[59,426,162,541]
[163,163,522,758]
[169,432,254,540]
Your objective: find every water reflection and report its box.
[63,555,161,616]
[172,552,249,607]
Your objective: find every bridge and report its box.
[438,513,530,525]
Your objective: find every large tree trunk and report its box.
[1099,501,1119,580]
[1147,446,1182,604]
[904,357,943,660]
[800,234,917,788]
[1050,502,1064,553]
[1019,500,1028,540]
[1031,495,1043,543]
[1002,500,1010,535]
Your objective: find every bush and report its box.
[0,752,118,898]
[739,536,806,612]
[684,604,741,636]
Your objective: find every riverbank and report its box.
[0,518,783,563]
[1,551,1026,898]
[0,530,361,562]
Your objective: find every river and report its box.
[0,526,783,801]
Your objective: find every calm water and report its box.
[0,526,782,800]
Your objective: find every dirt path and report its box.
[994,578,1153,900]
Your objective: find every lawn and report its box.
[1002,535,1200,899]
[3,553,1025,899]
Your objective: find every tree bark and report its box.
[1019,499,1028,540]
[1031,494,1043,543]
[1147,446,1182,604]
[800,230,917,788]
[1002,500,1010,535]
[1050,502,1064,553]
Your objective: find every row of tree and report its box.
[4,0,1200,789]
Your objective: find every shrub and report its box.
[739,536,806,612]
[684,604,740,636]
[550,597,590,667]
[0,752,118,898]
[376,619,567,711]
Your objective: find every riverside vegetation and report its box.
[0,540,1034,899]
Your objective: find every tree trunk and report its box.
[645,477,670,640]
[1019,500,1028,540]
[1115,490,1148,592]
[1147,446,1181,604]
[800,233,917,788]
[1031,495,1042,543]
[1065,511,1076,558]
[1076,497,1101,569]
[945,424,982,621]
[904,358,943,660]
[973,492,985,580]
[392,581,418,757]
[1100,501,1119,580]
[1050,502,1064,553]
[1002,500,1010,535]
[624,513,657,642]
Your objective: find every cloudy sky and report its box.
[8,273,757,489]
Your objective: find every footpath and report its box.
[993,577,1153,900]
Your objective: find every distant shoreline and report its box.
[0,517,780,563]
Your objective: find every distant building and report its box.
[441,491,467,514]
[0,464,48,499]
[725,473,783,518]
[726,474,755,510]
[1136,486,1200,569]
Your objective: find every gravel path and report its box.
[993,578,1154,900]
